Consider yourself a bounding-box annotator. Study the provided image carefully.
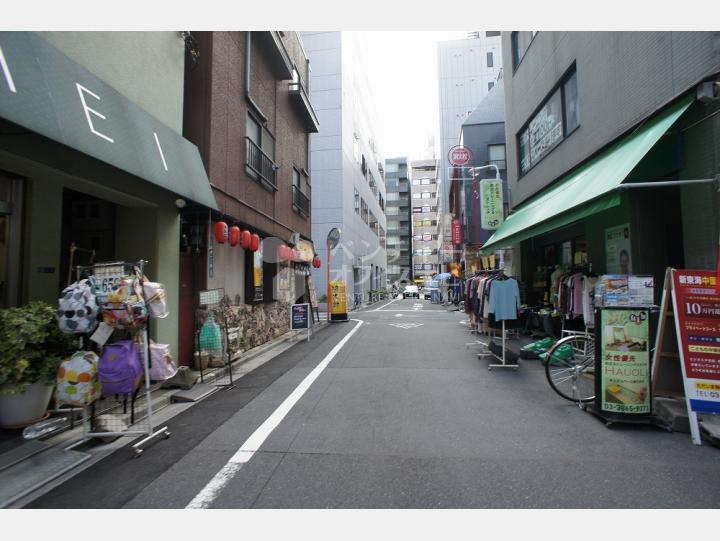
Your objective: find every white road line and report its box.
[373,298,399,311]
[185,319,364,509]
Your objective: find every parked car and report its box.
[403,284,419,299]
[423,280,439,300]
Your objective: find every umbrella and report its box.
[434,272,452,281]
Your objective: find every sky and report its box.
[355,31,469,162]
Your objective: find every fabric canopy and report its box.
[481,95,693,253]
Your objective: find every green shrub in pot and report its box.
[0,301,76,394]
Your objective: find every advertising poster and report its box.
[290,303,310,331]
[605,224,632,274]
[600,309,651,414]
[330,280,347,319]
[480,179,504,230]
[253,240,263,302]
[671,269,720,414]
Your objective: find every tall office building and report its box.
[384,157,412,286]
[300,32,387,306]
[437,32,502,217]
[410,159,441,283]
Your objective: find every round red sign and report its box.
[448,145,472,166]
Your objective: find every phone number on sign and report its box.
[602,404,650,414]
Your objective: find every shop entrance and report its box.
[0,171,22,308]
[59,189,116,289]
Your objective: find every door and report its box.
[179,252,198,366]
[0,171,22,308]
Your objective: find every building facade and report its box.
[300,31,387,306]
[484,31,720,306]
[384,157,412,286]
[180,31,319,363]
[0,31,216,358]
[437,32,503,218]
[410,159,441,283]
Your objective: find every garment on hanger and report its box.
[488,276,520,322]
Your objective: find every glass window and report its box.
[247,114,261,145]
[385,163,398,173]
[353,137,360,163]
[412,193,421,199]
[412,179,421,185]
[386,192,399,201]
[421,192,431,199]
[354,188,360,214]
[563,70,580,134]
[488,81,495,91]
[487,51,493,68]
[488,144,506,170]
[262,127,274,160]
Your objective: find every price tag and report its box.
[90,322,114,347]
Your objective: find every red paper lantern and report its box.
[214,221,228,244]
[229,226,241,246]
[278,245,289,261]
[250,233,260,252]
[313,255,321,268]
[240,229,251,249]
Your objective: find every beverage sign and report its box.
[448,145,472,166]
[330,280,348,321]
[480,179,504,230]
[671,269,720,415]
[452,219,461,245]
[290,303,310,330]
[599,309,651,414]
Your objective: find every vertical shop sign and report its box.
[480,179,503,230]
[329,280,348,321]
[599,308,651,414]
[253,240,264,302]
[452,219,461,245]
[671,269,720,416]
[605,224,632,274]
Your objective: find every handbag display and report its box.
[57,278,100,334]
[98,339,144,395]
[143,281,169,319]
[55,351,102,406]
[102,275,148,330]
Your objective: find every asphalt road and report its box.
[29,297,720,508]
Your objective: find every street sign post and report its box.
[448,145,473,166]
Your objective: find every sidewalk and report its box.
[0,319,330,508]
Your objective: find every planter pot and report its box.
[0,381,54,429]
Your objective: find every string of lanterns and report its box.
[213,220,321,268]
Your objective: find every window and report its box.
[292,168,310,217]
[387,192,399,201]
[354,188,360,214]
[385,162,398,173]
[361,154,367,176]
[245,114,277,188]
[353,137,360,163]
[517,66,579,176]
[485,31,501,38]
[361,198,368,224]
[412,179,421,185]
[412,193,422,199]
[488,81,495,91]
[488,144,506,170]
[487,51,493,68]
[512,31,536,70]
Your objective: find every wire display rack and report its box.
[74,260,170,457]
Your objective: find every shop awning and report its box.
[0,32,218,210]
[481,95,693,253]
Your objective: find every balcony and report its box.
[289,75,320,133]
[245,137,277,190]
[254,31,294,80]
[292,185,309,217]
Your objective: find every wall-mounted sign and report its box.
[480,179,504,230]
[606,224,632,275]
[448,145,473,166]
[253,240,264,302]
[452,219,462,245]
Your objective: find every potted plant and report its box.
[0,301,75,428]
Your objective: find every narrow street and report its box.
[28,297,720,509]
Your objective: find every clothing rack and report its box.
[72,259,170,457]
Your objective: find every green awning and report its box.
[481,95,693,253]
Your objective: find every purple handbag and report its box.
[98,340,144,395]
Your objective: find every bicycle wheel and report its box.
[544,334,595,403]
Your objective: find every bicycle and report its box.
[353,293,362,310]
[544,331,596,404]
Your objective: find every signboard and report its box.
[605,224,632,274]
[452,219,461,245]
[295,239,315,263]
[448,145,472,166]
[423,233,432,241]
[671,270,720,415]
[480,179,504,230]
[330,280,348,321]
[598,308,651,415]
[291,303,311,330]
[594,275,654,308]
[92,263,124,304]
[414,263,434,271]
[253,240,264,302]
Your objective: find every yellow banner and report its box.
[489,254,496,269]
[330,281,347,315]
[482,256,489,270]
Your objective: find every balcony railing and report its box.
[289,74,320,133]
[486,159,507,171]
[245,137,277,190]
[292,184,310,217]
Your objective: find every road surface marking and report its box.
[394,313,403,317]
[373,298,399,311]
[186,319,364,509]
[388,322,424,329]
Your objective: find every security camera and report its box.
[175,198,187,209]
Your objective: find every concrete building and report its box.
[437,32,503,217]
[182,31,319,362]
[0,31,216,359]
[410,158,441,283]
[384,157,412,286]
[300,32,387,306]
[483,31,720,306]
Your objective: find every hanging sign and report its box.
[448,145,472,166]
[480,179,504,230]
[598,308,652,415]
[253,240,264,302]
[295,239,315,263]
[452,219,461,245]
